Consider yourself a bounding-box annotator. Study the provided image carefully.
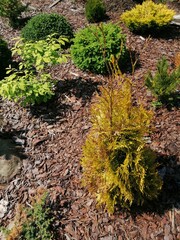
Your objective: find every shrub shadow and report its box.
[129,153,180,217]
[133,25,180,40]
[121,49,141,74]
[161,91,180,110]
[29,78,100,123]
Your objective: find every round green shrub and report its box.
[21,13,74,42]
[71,23,127,74]
[85,0,106,23]
[0,38,11,79]
[121,1,175,34]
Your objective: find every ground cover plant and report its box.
[21,13,74,42]
[71,23,127,74]
[1,191,54,240]
[121,0,175,34]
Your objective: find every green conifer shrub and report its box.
[1,191,54,240]
[71,23,127,74]
[85,0,106,23]
[0,0,28,28]
[145,57,180,104]
[0,38,11,80]
[121,0,175,34]
[21,13,74,43]
[81,72,162,212]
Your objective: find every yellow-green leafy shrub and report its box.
[0,35,68,106]
[121,0,175,33]
[81,71,162,212]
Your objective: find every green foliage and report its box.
[81,74,162,212]
[71,23,127,74]
[0,0,28,28]
[121,0,175,33]
[21,13,74,42]
[12,34,69,71]
[85,0,106,23]
[0,38,11,79]
[0,69,54,106]
[0,35,68,106]
[21,192,53,240]
[1,191,54,240]
[145,57,180,103]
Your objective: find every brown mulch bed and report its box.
[0,0,180,239]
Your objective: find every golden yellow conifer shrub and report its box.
[81,72,162,213]
[121,0,175,34]
[174,52,180,68]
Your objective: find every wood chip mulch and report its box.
[0,0,180,239]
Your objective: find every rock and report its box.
[100,236,113,240]
[0,199,8,218]
[171,15,180,26]
[12,136,25,146]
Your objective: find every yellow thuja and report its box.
[174,52,180,68]
[121,0,175,33]
[81,73,162,213]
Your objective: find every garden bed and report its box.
[0,0,180,239]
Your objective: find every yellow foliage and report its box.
[121,0,175,33]
[175,52,180,68]
[81,74,162,213]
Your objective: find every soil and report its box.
[0,0,180,239]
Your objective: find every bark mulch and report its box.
[0,0,180,239]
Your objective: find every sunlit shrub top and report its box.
[71,23,127,74]
[21,13,74,42]
[121,0,175,33]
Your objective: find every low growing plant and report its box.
[121,0,175,34]
[71,23,127,74]
[1,191,54,240]
[0,0,28,28]
[21,13,74,43]
[0,35,68,106]
[85,0,106,23]
[81,62,162,212]
[145,56,180,104]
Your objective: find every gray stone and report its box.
[0,138,22,185]
[171,15,180,26]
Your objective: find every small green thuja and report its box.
[85,0,106,23]
[0,0,28,28]
[71,23,127,74]
[1,191,54,240]
[145,56,180,104]
[81,60,162,212]
[21,192,53,240]
[0,35,68,106]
